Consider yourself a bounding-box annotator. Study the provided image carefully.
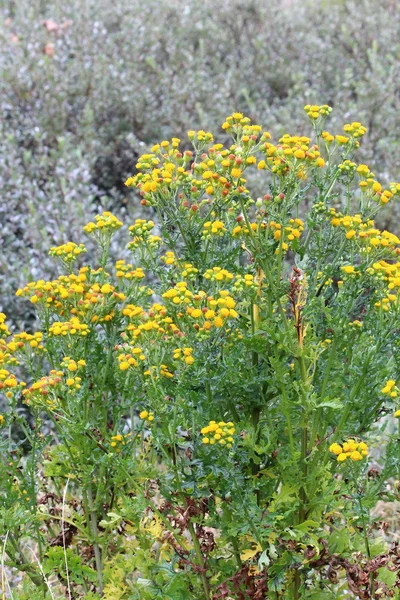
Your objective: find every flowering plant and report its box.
[1,106,400,599]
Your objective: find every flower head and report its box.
[201,420,235,448]
[330,439,368,462]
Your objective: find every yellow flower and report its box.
[381,379,396,395]
[350,451,362,461]
[140,410,154,422]
[335,135,349,145]
[329,443,342,455]
[333,438,368,462]
[201,420,235,448]
[341,265,356,275]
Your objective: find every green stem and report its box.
[6,534,44,589]
[293,354,309,599]
[87,483,103,594]
[223,504,243,570]
[310,336,338,447]
[351,468,375,598]
[250,302,262,505]
[187,521,211,600]
[30,415,43,562]
[279,382,295,456]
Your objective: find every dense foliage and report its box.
[1,0,400,327]
[1,107,400,598]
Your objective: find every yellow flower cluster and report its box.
[0,313,10,338]
[65,376,82,389]
[180,263,199,279]
[0,369,18,387]
[139,410,154,422]
[127,219,162,251]
[304,104,332,119]
[60,357,86,372]
[121,304,144,319]
[332,214,366,231]
[222,112,251,129]
[188,130,214,144]
[356,166,400,205]
[161,251,175,265]
[110,433,130,452]
[369,260,400,311]
[16,269,87,305]
[343,122,367,139]
[125,142,193,203]
[124,304,180,339]
[22,371,63,409]
[349,320,363,329]
[201,420,235,448]
[232,221,258,237]
[16,267,128,325]
[49,242,86,262]
[234,219,303,254]
[124,117,266,204]
[338,160,356,173]
[320,121,366,148]
[321,131,334,144]
[341,265,358,276]
[0,340,16,368]
[202,220,226,238]
[115,260,145,281]
[122,110,385,217]
[182,290,238,332]
[162,282,193,305]
[49,318,90,337]
[117,339,191,380]
[335,135,350,145]
[173,347,195,365]
[233,274,258,293]
[6,331,44,355]
[381,379,398,398]
[203,267,234,282]
[128,314,175,338]
[195,145,250,195]
[258,134,325,178]
[144,364,174,379]
[329,439,368,462]
[330,212,399,253]
[83,211,123,235]
[0,369,25,397]
[286,219,305,237]
[117,345,146,370]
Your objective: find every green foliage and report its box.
[1,107,400,598]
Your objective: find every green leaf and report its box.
[99,512,123,528]
[377,566,397,587]
[328,529,350,554]
[294,519,320,533]
[314,397,343,409]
